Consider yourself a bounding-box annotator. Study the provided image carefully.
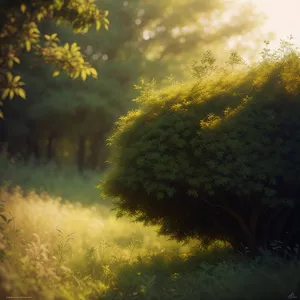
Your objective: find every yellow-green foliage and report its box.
[0,153,103,205]
[1,186,300,300]
[2,39,300,300]
[103,45,300,206]
[0,186,200,299]
[100,40,300,252]
[0,0,109,104]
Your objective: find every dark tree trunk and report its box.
[47,132,57,161]
[77,134,86,173]
[88,135,101,171]
[26,134,40,161]
[32,139,40,160]
[88,132,109,171]
[25,135,31,160]
[258,205,286,248]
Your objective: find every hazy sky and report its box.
[243,0,300,50]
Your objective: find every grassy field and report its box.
[0,154,104,206]
[1,155,300,300]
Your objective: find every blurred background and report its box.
[0,0,299,199]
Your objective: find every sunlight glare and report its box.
[241,0,300,51]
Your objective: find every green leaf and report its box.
[81,70,87,81]
[25,40,31,52]
[9,90,14,100]
[0,214,7,222]
[20,4,26,13]
[53,71,60,77]
[188,189,198,197]
[95,20,101,31]
[6,72,13,83]
[13,75,21,83]
[8,59,13,68]
[13,57,20,64]
[1,89,10,100]
[15,88,26,99]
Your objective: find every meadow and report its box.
[0,154,300,300]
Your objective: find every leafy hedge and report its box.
[100,40,300,257]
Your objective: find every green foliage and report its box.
[0,153,104,205]
[0,0,109,104]
[55,229,75,265]
[105,253,300,300]
[100,38,300,255]
[1,168,300,299]
[0,0,264,173]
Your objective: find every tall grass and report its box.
[0,186,202,299]
[0,153,104,205]
[1,155,300,299]
[0,186,299,299]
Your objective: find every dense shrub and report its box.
[100,41,300,257]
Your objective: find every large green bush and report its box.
[100,41,300,257]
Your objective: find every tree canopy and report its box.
[99,39,300,256]
[0,0,265,172]
[0,0,109,105]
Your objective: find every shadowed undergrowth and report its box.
[0,153,104,206]
[1,41,300,298]
[0,184,300,300]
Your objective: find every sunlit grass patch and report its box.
[0,185,300,300]
[0,186,201,299]
[0,153,103,205]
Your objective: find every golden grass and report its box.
[0,186,201,299]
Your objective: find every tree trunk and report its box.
[77,134,86,173]
[47,132,57,161]
[32,139,40,160]
[26,134,40,161]
[88,135,101,170]
[259,205,286,248]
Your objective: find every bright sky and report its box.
[243,0,300,50]
[140,0,300,63]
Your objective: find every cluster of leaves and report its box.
[0,199,14,228]
[190,49,248,82]
[0,0,109,105]
[99,38,300,255]
[0,0,264,172]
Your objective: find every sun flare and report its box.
[242,0,300,50]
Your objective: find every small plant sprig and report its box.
[0,199,20,255]
[0,199,13,225]
[54,228,75,265]
[132,273,157,299]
